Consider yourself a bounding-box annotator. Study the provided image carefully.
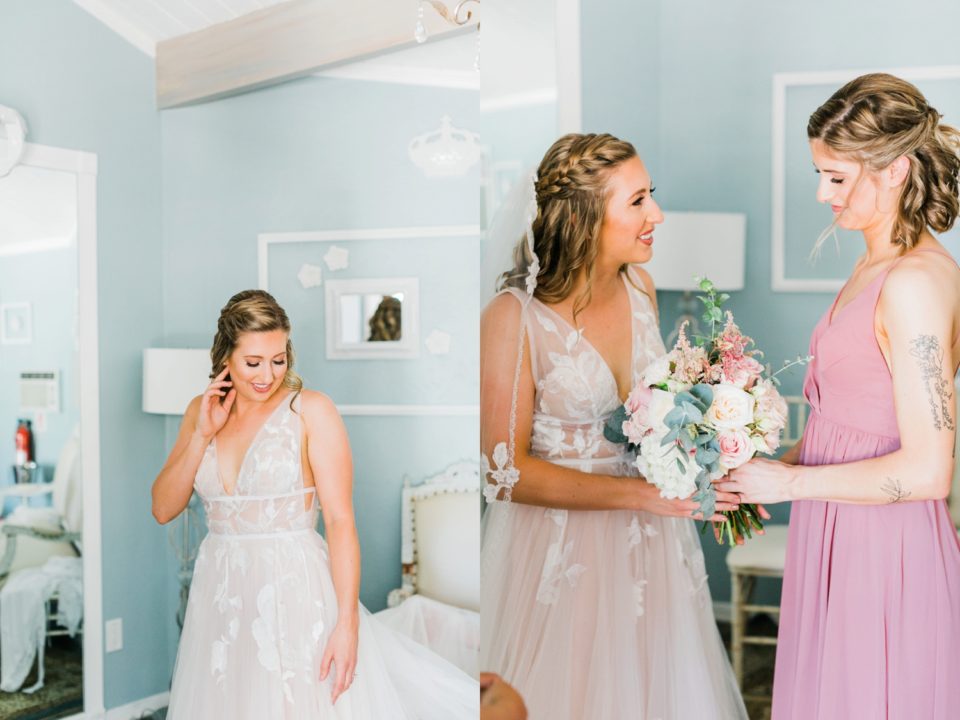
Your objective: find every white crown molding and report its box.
[72,0,157,58]
[480,87,558,113]
[316,63,478,90]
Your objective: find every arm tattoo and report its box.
[908,335,956,432]
[881,477,911,504]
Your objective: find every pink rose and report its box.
[622,415,649,445]
[717,428,755,470]
[626,385,653,415]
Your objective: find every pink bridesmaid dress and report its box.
[773,247,960,719]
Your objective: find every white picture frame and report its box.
[771,65,960,292]
[324,277,420,360]
[0,301,32,344]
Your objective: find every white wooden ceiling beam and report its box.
[155,0,475,109]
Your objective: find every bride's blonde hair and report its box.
[808,73,960,254]
[499,132,638,325]
[210,290,303,404]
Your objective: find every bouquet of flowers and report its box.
[604,278,809,545]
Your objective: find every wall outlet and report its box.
[105,618,123,653]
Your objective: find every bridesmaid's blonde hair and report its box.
[210,290,303,404]
[499,132,639,326]
[808,73,960,253]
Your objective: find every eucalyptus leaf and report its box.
[603,405,630,444]
[689,383,714,409]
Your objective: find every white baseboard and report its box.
[103,691,169,720]
[713,600,733,623]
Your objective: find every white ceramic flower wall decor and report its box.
[323,246,349,271]
[297,264,323,289]
[425,329,451,355]
[0,105,27,178]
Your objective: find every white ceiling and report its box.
[72,0,291,56]
[72,0,480,89]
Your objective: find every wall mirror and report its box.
[0,137,102,716]
[325,278,420,359]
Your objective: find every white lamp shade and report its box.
[643,211,746,291]
[142,348,211,415]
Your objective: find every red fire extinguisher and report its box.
[14,419,32,466]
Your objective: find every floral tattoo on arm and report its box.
[881,477,911,504]
[908,335,956,432]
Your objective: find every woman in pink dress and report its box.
[717,73,960,718]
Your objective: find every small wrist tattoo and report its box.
[881,477,911,504]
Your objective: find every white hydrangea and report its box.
[635,431,701,500]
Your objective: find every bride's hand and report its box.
[195,367,235,440]
[635,480,740,522]
[320,621,359,704]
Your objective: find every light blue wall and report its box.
[158,76,479,638]
[0,0,167,710]
[581,0,960,604]
[0,244,78,513]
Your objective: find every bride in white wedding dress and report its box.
[152,290,477,719]
[480,133,749,719]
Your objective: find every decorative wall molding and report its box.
[771,65,960,292]
[338,404,479,417]
[257,225,479,290]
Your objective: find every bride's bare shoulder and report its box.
[482,290,523,326]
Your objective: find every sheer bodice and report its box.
[194,391,318,536]
[508,269,666,471]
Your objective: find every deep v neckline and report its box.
[213,391,293,496]
[534,272,637,404]
[827,263,891,327]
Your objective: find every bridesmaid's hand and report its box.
[714,459,798,504]
[320,621,359,704]
[636,480,741,522]
[195,367,235,440]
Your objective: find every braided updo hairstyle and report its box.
[499,133,639,324]
[210,290,303,400]
[808,73,960,251]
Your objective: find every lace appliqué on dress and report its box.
[536,510,587,605]
[481,442,520,503]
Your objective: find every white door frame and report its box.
[14,140,104,717]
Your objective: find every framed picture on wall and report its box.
[771,65,960,292]
[0,302,32,345]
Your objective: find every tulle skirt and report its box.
[480,500,747,719]
[167,529,478,719]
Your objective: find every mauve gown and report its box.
[773,248,960,719]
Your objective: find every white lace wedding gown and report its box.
[167,393,477,719]
[481,271,747,719]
